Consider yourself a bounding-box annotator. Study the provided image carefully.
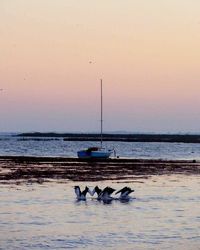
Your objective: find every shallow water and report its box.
[1,135,200,160]
[0,175,200,249]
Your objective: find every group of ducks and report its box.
[74,185,134,201]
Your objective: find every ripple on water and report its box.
[0,175,200,250]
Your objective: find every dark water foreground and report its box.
[0,156,200,184]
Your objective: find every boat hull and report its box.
[77,149,112,159]
[90,151,112,158]
[77,150,91,159]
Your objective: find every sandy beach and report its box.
[0,156,199,184]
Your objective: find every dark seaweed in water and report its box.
[0,156,199,183]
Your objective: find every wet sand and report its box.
[0,156,200,184]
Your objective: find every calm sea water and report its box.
[1,134,200,160]
[0,175,200,250]
[0,135,200,249]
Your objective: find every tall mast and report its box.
[100,79,103,148]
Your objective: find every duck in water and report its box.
[91,186,115,201]
[98,186,116,201]
[91,186,102,199]
[115,187,134,200]
[74,186,92,201]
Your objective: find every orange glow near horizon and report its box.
[1,0,200,132]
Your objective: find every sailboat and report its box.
[77,79,113,159]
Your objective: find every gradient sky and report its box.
[1,0,200,133]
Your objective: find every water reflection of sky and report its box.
[0,175,200,249]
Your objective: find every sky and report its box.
[1,0,200,133]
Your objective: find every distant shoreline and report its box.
[0,156,199,184]
[16,132,200,143]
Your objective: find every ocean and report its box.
[0,176,200,250]
[1,134,200,160]
[0,134,200,249]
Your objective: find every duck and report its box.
[115,187,134,200]
[98,186,116,201]
[74,186,92,200]
[91,186,102,198]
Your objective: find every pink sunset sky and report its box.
[1,0,200,133]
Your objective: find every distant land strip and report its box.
[16,132,200,143]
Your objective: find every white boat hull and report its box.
[90,150,112,158]
[77,148,112,159]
